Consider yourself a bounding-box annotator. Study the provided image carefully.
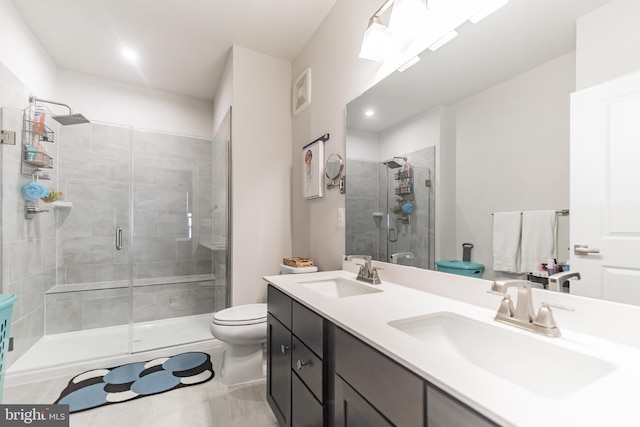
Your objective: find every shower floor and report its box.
[6,313,217,386]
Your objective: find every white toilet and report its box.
[210,263,317,385]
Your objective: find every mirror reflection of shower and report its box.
[345,146,435,270]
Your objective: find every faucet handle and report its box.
[533,302,574,329]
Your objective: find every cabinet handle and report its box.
[296,359,311,371]
[280,344,291,354]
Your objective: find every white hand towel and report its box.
[492,211,521,273]
[520,210,556,273]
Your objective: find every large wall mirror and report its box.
[345,1,619,298]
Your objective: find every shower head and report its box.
[28,96,90,126]
[382,156,407,169]
[52,113,90,126]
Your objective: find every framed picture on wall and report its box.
[302,134,328,199]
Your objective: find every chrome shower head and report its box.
[52,113,90,126]
[28,96,90,126]
[382,156,407,169]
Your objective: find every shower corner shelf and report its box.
[48,201,73,209]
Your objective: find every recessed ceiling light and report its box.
[121,48,139,62]
[365,110,375,117]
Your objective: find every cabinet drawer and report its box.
[292,335,323,403]
[335,327,423,426]
[292,300,323,357]
[268,285,292,329]
[292,372,323,427]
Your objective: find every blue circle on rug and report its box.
[57,383,109,412]
[162,352,207,372]
[103,361,147,384]
[130,370,181,395]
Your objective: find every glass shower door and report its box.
[130,129,219,353]
[51,122,133,362]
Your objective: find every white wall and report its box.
[576,0,640,91]
[230,46,293,305]
[56,71,214,138]
[291,0,403,269]
[0,0,57,99]
[379,107,441,162]
[345,128,378,162]
[454,52,575,278]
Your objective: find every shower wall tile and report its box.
[132,294,157,323]
[5,306,44,368]
[58,149,116,181]
[82,295,130,329]
[134,261,192,279]
[57,205,92,238]
[20,272,50,315]
[90,123,131,153]
[7,239,43,283]
[59,122,92,152]
[133,236,178,262]
[62,236,114,265]
[155,287,215,320]
[45,299,83,334]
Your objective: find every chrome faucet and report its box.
[390,252,413,264]
[548,271,581,292]
[489,279,573,338]
[344,255,382,285]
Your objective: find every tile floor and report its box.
[3,346,277,427]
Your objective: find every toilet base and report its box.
[219,341,265,385]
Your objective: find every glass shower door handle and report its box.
[115,227,123,250]
[388,228,398,242]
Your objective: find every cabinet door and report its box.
[334,327,423,426]
[426,385,498,427]
[292,372,323,427]
[267,313,292,427]
[334,375,394,427]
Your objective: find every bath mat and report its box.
[53,352,214,413]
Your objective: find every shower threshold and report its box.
[6,313,217,386]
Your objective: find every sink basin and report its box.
[388,312,615,398]
[299,277,382,298]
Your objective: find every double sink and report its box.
[296,275,615,398]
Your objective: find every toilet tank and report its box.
[435,260,484,278]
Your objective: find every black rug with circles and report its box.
[53,352,214,413]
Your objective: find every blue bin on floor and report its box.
[436,260,484,278]
[0,294,18,403]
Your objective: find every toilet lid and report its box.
[212,303,267,325]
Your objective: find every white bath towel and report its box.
[492,211,522,273]
[520,210,556,273]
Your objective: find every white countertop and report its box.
[264,268,640,427]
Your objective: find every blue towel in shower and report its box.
[21,182,50,200]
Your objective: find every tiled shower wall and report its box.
[1,63,57,366]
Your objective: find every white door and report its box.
[570,71,640,305]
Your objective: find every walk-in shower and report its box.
[1,97,231,383]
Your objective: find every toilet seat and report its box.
[212,303,267,326]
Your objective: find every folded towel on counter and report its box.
[520,210,556,273]
[21,182,50,201]
[492,211,521,273]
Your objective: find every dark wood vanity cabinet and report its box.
[267,284,499,427]
[267,285,326,427]
[334,326,424,426]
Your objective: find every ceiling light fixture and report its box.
[365,109,375,117]
[359,0,509,63]
[427,30,458,51]
[387,0,428,38]
[397,55,421,72]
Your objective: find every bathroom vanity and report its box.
[264,261,640,426]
